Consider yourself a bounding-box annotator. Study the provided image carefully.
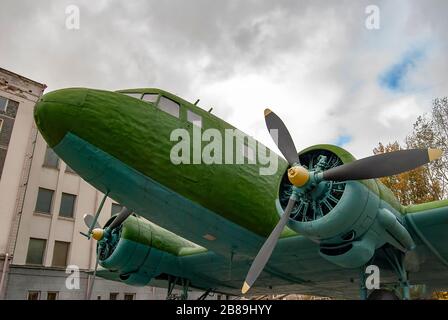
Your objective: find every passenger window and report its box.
[142,93,158,103]
[123,93,142,99]
[158,96,179,118]
[187,110,202,128]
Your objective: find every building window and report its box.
[0,96,8,112]
[47,292,58,300]
[26,238,46,265]
[187,110,202,128]
[35,187,54,214]
[43,146,59,168]
[5,99,18,118]
[59,193,76,218]
[0,119,3,133]
[0,115,14,152]
[27,291,41,300]
[0,148,5,179]
[111,203,123,216]
[124,293,135,300]
[110,292,119,300]
[142,93,158,103]
[52,241,70,267]
[158,96,179,118]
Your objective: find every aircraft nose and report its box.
[34,88,88,147]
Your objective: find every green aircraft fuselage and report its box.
[33,87,448,297]
[34,87,399,231]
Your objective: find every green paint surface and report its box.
[122,214,207,256]
[405,198,448,214]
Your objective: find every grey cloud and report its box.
[1,0,447,157]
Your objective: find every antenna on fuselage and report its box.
[193,98,213,113]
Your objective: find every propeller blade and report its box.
[87,254,99,300]
[83,214,101,230]
[322,149,443,182]
[108,207,133,230]
[242,195,297,294]
[264,109,300,165]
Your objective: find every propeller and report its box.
[82,215,101,300]
[83,214,101,230]
[264,108,443,187]
[242,195,297,294]
[108,207,133,230]
[87,254,99,300]
[84,207,133,241]
[83,207,133,298]
[320,149,443,182]
[241,108,443,294]
[264,108,300,165]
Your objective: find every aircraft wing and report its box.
[404,199,448,292]
[90,215,394,299]
[90,199,448,299]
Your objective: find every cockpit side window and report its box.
[187,110,202,128]
[142,93,159,103]
[123,93,142,99]
[158,96,180,118]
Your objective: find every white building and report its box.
[0,68,208,300]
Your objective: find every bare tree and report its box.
[406,97,448,199]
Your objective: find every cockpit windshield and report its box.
[142,93,158,103]
[122,93,142,99]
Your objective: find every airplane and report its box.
[33,87,448,300]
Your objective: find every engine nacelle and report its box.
[97,215,155,286]
[97,214,200,286]
[277,146,384,268]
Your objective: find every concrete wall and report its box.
[12,132,119,270]
[0,69,44,255]
[0,68,214,300]
[5,265,206,300]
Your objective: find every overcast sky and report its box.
[1,0,447,158]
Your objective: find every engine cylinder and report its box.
[277,147,380,243]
